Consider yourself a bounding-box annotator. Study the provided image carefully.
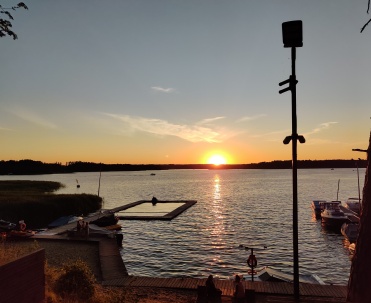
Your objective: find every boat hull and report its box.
[0,219,17,231]
[311,200,327,219]
[321,216,349,230]
[341,222,358,243]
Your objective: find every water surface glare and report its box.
[1,168,363,285]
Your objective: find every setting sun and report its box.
[207,154,227,166]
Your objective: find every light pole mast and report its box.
[279,20,305,302]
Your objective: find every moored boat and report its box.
[341,222,359,243]
[311,200,327,219]
[243,266,325,284]
[91,213,119,227]
[343,197,361,215]
[321,201,349,230]
[0,219,17,231]
[48,215,83,229]
[8,229,35,238]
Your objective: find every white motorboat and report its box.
[243,266,325,284]
[321,201,349,230]
[311,200,327,219]
[341,222,359,243]
[343,197,361,215]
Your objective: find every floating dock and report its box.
[115,200,197,220]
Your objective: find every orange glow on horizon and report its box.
[206,154,228,166]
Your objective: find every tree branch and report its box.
[361,17,371,33]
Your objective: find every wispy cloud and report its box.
[304,122,338,136]
[104,113,232,143]
[151,86,176,93]
[8,107,57,129]
[197,117,225,125]
[236,114,267,123]
[251,129,290,138]
[0,126,13,131]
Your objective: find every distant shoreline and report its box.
[0,159,366,175]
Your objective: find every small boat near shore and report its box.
[8,229,35,238]
[0,219,17,231]
[243,266,325,284]
[341,222,359,243]
[321,201,349,230]
[311,200,327,219]
[0,220,35,238]
[343,197,361,215]
[48,215,83,229]
[91,213,119,227]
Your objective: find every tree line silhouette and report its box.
[0,159,366,175]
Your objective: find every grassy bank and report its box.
[0,181,102,228]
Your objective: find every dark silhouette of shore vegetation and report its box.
[0,243,133,302]
[0,159,366,175]
[0,180,102,228]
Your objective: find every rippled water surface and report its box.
[1,168,364,284]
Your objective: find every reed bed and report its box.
[0,180,102,228]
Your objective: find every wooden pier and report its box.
[102,275,347,302]
[40,199,197,235]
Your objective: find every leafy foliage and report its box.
[0,2,28,39]
[54,259,96,301]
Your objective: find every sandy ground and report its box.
[6,238,102,280]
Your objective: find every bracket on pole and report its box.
[283,135,306,145]
[279,75,298,94]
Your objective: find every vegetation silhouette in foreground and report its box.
[347,132,371,302]
[0,243,129,303]
[0,180,102,228]
[0,2,28,39]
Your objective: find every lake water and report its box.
[1,168,364,285]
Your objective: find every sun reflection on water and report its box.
[209,174,226,247]
[213,175,221,200]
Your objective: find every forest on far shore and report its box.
[0,159,366,175]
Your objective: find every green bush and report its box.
[54,259,96,301]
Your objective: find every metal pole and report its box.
[291,46,300,301]
[97,164,102,197]
[337,179,340,201]
[251,247,254,282]
[357,160,361,212]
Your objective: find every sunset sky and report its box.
[1,1,370,164]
